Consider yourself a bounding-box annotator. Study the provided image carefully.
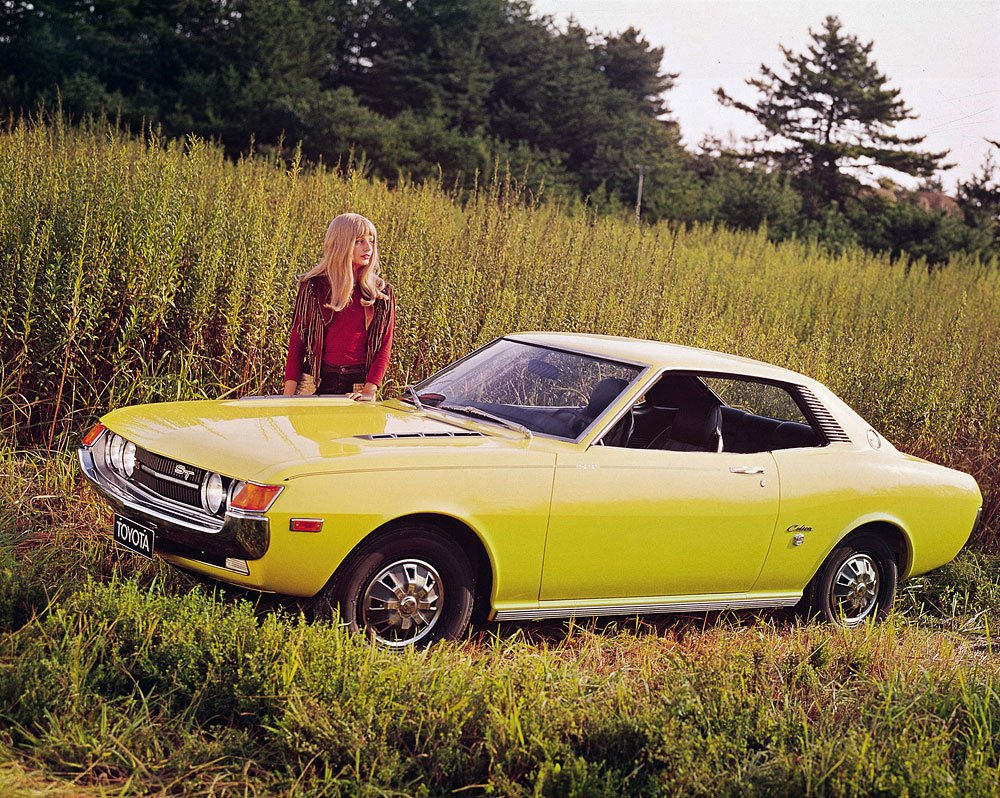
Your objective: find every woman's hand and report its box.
[351,382,378,402]
[283,379,298,397]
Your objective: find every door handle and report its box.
[729,466,765,475]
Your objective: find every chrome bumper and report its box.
[78,446,270,561]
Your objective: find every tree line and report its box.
[3,1,998,264]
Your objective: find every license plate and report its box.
[113,515,155,559]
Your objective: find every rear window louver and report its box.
[356,431,485,440]
[798,386,852,444]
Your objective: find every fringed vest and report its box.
[292,276,395,388]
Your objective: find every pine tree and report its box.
[957,144,1000,253]
[716,16,949,214]
[598,27,677,118]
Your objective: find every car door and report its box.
[540,445,780,601]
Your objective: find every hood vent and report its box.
[356,431,485,441]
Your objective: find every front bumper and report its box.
[78,445,270,562]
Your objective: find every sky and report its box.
[531,0,1000,191]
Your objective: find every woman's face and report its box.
[352,233,374,268]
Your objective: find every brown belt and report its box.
[321,364,365,375]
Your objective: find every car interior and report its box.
[457,369,822,453]
[601,373,822,453]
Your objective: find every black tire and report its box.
[805,533,898,626]
[312,525,475,648]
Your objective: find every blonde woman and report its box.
[283,213,395,400]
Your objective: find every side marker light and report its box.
[290,518,324,533]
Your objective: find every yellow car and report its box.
[79,333,982,646]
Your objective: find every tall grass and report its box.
[1,539,998,795]
[2,114,998,544]
[2,455,1000,798]
[3,115,999,796]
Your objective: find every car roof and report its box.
[507,332,818,387]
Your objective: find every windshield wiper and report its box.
[439,404,533,441]
[404,384,425,411]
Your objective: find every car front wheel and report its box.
[806,534,898,626]
[313,525,476,648]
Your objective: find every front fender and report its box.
[253,464,555,599]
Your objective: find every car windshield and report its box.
[408,339,643,439]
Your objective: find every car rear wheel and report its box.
[806,534,897,626]
[312,525,476,648]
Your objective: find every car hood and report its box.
[99,397,536,482]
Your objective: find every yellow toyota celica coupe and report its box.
[79,333,982,647]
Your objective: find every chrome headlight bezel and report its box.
[122,441,137,477]
[107,434,126,474]
[202,471,226,515]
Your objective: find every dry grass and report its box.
[2,116,996,543]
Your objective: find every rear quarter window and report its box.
[704,377,809,424]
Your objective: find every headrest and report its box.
[671,403,721,447]
[584,377,628,418]
[645,374,706,408]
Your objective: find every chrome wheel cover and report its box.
[361,559,444,647]
[831,553,880,625]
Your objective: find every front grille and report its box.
[131,448,205,510]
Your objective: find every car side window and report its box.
[703,378,808,424]
[601,373,822,453]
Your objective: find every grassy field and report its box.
[2,117,999,794]
[2,116,998,540]
[2,453,999,796]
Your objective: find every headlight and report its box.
[202,472,226,514]
[122,441,136,477]
[108,434,126,473]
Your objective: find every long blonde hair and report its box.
[299,213,387,311]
